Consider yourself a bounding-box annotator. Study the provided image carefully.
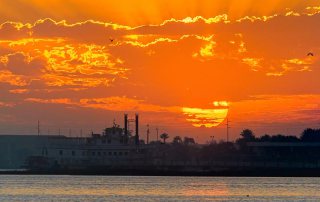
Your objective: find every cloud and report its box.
[0,70,28,86]
[1,13,319,96]
[305,6,320,15]
[242,56,318,76]
[0,39,128,89]
[25,96,229,128]
[42,43,128,85]
[230,95,320,125]
[9,89,29,94]
[0,101,15,107]
[3,52,44,76]
[0,8,320,136]
[193,41,216,60]
[1,0,319,26]
[25,96,180,113]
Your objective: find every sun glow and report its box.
[0,0,320,140]
[182,102,229,128]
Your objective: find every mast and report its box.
[135,114,139,145]
[226,118,231,142]
[156,127,159,141]
[146,124,150,144]
[37,120,40,136]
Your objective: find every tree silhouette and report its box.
[184,137,196,145]
[258,134,299,142]
[240,129,255,141]
[160,133,169,144]
[172,136,182,144]
[301,128,320,142]
[259,134,271,142]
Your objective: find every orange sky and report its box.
[0,0,320,142]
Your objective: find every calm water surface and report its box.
[0,175,319,201]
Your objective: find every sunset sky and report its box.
[0,0,320,142]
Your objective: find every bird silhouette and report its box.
[307,52,314,56]
[109,38,114,43]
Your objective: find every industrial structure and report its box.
[0,114,150,170]
[2,114,320,176]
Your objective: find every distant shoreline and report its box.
[1,168,320,177]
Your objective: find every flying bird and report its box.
[307,52,314,57]
[109,38,115,43]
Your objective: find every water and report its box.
[0,175,319,201]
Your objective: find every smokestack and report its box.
[124,114,128,137]
[135,113,139,145]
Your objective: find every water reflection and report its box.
[0,176,320,201]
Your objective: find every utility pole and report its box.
[226,118,231,142]
[37,120,40,136]
[127,120,130,134]
[210,135,214,144]
[156,127,159,141]
[146,124,150,144]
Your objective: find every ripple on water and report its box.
[0,176,320,202]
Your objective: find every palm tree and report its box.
[160,133,169,144]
